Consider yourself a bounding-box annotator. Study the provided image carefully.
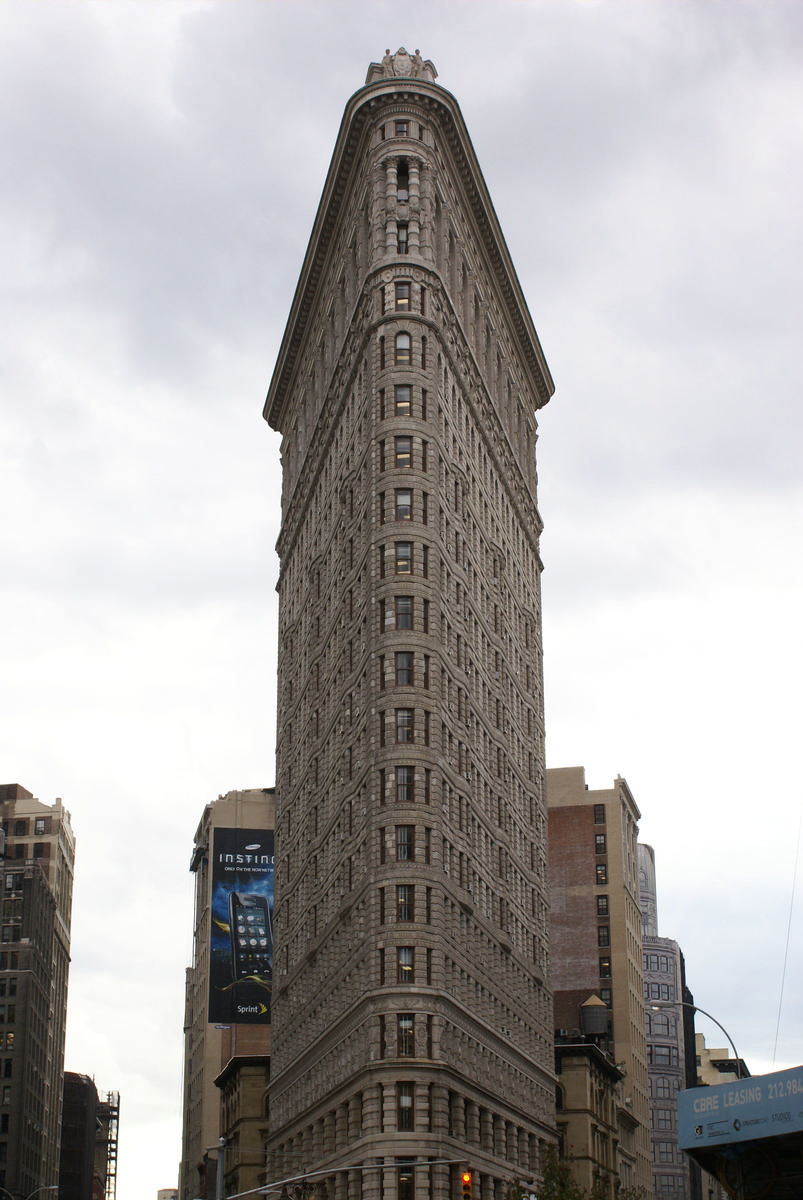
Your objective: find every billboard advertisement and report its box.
[678,1065,803,1149]
[208,827,274,1024]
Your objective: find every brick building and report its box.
[547,766,650,1194]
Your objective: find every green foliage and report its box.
[517,1146,645,1200]
[537,1147,586,1200]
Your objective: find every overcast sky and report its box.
[2,2,802,1196]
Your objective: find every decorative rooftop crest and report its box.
[365,48,438,86]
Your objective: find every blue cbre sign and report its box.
[678,1065,803,1149]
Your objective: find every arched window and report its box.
[395,332,411,365]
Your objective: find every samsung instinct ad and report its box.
[209,827,274,1024]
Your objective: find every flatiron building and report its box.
[264,50,556,1200]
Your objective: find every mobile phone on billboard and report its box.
[229,892,273,981]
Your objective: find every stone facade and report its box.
[264,51,556,1200]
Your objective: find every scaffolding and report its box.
[97,1090,120,1200]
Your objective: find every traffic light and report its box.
[461,1169,473,1200]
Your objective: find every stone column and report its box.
[480,1106,493,1152]
[408,159,421,256]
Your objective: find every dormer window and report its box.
[397,159,409,202]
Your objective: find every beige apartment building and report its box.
[264,48,557,1200]
[180,787,275,1200]
[0,783,75,1194]
[547,767,650,1194]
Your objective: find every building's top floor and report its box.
[264,47,553,432]
[0,783,75,851]
[189,787,275,873]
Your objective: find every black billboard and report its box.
[209,827,274,1024]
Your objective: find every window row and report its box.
[378,709,431,746]
[379,884,432,924]
[645,982,675,1002]
[379,945,433,987]
[377,1011,434,1060]
[379,332,426,369]
[380,119,423,140]
[379,596,430,632]
[379,385,428,421]
[389,280,427,315]
[378,541,429,578]
[378,766,431,805]
[378,652,430,689]
[379,489,429,523]
[379,825,432,866]
[644,953,675,974]
[379,436,428,472]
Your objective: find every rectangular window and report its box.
[395,437,412,469]
[395,120,409,137]
[422,598,429,632]
[595,833,607,854]
[379,388,386,420]
[396,596,413,629]
[34,819,46,836]
[596,863,607,885]
[600,988,612,1007]
[395,542,412,574]
[397,1082,414,1129]
[396,825,414,860]
[422,492,428,524]
[396,489,412,519]
[395,282,411,310]
[379,492,386,524]
[599,956,612,978]
[395,332,411,365]
[598,926,610,947]
[421,440,428,472]
[597,895,609,916]
[397,946,414,983]
[396,652,414,686]
[398,1014,414,1056]
[397,223,409,255]
[379,439,386,471]
[396,766,414,804]
[396,709,414,743]
[397,884,414,921]
[593,803,606,824]
[395,384,412,415]
[398,1163,414,1200]
[421,388,427,420]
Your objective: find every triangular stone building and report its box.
[264,50,556,1200]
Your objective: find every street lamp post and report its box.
[650,999,743,1079]
[0,1186,60,1200]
